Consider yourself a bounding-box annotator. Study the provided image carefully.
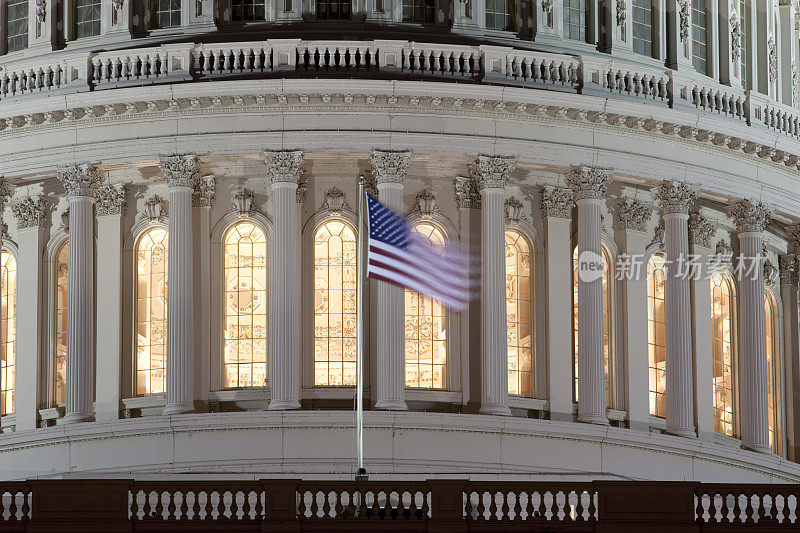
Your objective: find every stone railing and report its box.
[1,38,799,143]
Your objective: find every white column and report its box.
[730,200,772,453]
[541,186,575,422]
[654,181,698,438]
[11,196,48,430]
[57,165,104,424]
[160,155,197,415]
[94,185,127,421]
[472,156,515,416]
[779,255,799,461]
[265,150,303,410]
[371,151,410,411]
[566,166,611,425]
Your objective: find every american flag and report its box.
[366,193,470,310]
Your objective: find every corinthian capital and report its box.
[264,150,303,184]
[159,154,199,188]
[616,197,652,232]
[470,155,516,190]
[688,212,715,248]
[779,254,798,288]
[371,150,410,184]
[0,178,13,211]
[728,199,772,234]
[565,166,612,200]
[540,186,573,219]
[95,184,127,216]
[653,180,697,215]
[57,163,104,198]
[454,176,481,209]
[12,196,48,229]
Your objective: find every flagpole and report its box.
[355,176,367,481]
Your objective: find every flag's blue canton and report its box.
[367,194,408,249]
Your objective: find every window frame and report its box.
[0,244,18,418]
[710,270,739,438]
[645,250,666,419]
[73,0,102,39]
[45,233,69,409]
[504,225,536,399]
[764,287,784,456]
[4,0,29,54]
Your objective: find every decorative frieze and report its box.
[159,154,199,188]
[371,150,411,184]
[13,196,48,229]
[264,150,303,184]
[320,187,349,212]
[58,164,104,198]
[504,197,524,224]
[616,197,652,232]
[688,212,715,247]
[728,199,771,234]
[454,176,481,209]
[470,155,516,190]
[192,175,216,207]
[540,186,573,219]
[95,185,127,216]
[653,181,697,215]
[565,166,612,200]
[144,195,167,222]
[411,189,441,217]
[231,188,255,216]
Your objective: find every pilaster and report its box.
[779,253,799,460]
[689,215,715,441]
[193,178,214,410]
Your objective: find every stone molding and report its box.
[12,196,48,229]
[57,163,104,198]
[616,197,652,232]
[95,184,127,216]
[653,181,697,215]
[565,166,612,201]
[371,150,411,184]
[264,150,304,184]
[728,199,772,234]
[159,154,199,188]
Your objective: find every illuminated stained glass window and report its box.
[506,230,532,396]
[764,291,781,454]
[0,251,16,415]
[405,223,447,389]
[711,273,735,436]
[314,220,358,386]
[572,246,613,406]
[135,227,168,396]
[54,243,68,406]
[223,222,268,388]
[647,253,666,418]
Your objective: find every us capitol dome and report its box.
[0,0,797,483]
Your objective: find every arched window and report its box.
[74,0,101,38]
[149,0,181,29]
[53,243,68,406]
[691,0,709,75]
[563,0,586,41]
[647,253,666,418]
[486,0,515,31]
[506,229,532,396]
[739,0,751,89]
[313,220,358,387]
[0,250,16,415]
[572,245,613,406]
[5,0,28,53]
[405,223,448,390]
[135,227,168,396]
[232,0,267,21]
[223,221,268,388]
[710,273,735,436]
[764,291,781,454]
[632,0,655,57]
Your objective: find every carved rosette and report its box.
[159,154,199,188]
[616,197,652,232]
[728,199,771,234]
[540,186,573,219]
[231,188,255,216]
[320,187,349,212]
[192,175,216,207]
[653,181,697,215]
[504,197,524,224]
[564,166,611,201]
[57,164,104,198]
[13,197,48,229]
[454,176,481,209]
[688,212,715,247]
[779,255,798,288]
[95,184,127,216]
[264,150,304,184]
[371,150,411,184]
[470,155,516,190]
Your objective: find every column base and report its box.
[665,426,697,439]
[163,403,195,415]
[577,413,610,425]
[374,399,407,411]
[742,443,773,454]
[268,399,301,410]
[479,404,512,416]
[58,412,94,425]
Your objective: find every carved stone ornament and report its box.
[0,179,13,212]
[112,0,124,10]
[470,155,516,190]
[730,13,741,63]
[143,195,167,222]
[159,154,199,188]
[649,221,665,248]
[653,181,697,215]
[763,259,779,287]
[678,0,690,42]
[768,35,778,83]
[371,150,411,184]
[505,197,524,224]
[540,186,573,219]
[60,208,69,232]
[727,199,771,234]
[616,0,626,27]
[264,150,303,184]
[454,176,481,209]
[320,187,349,212]
[715,240,734,260]
[12,197,48,229]
[231,188,255,216]
[564,166,612,201]
[192,175,216,207]
[779,255,798,287]
[412,189,441,217]
[296,175,309,204]
[688,212,715,247]
[95,184,127,216]
[793,60,799,107]
[616,197,652,232]
[57,163,104,198]
[541,0,553,12]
